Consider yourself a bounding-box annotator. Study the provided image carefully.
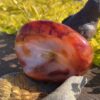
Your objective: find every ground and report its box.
[0,33,100,100]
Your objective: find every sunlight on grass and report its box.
[0,0,87,34]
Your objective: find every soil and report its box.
[0,33,100,100]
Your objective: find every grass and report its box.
[0,0,87,34]
[0,0,100,66]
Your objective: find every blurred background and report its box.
[0,0,100,67]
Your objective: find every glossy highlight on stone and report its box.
[15,20,93,82]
